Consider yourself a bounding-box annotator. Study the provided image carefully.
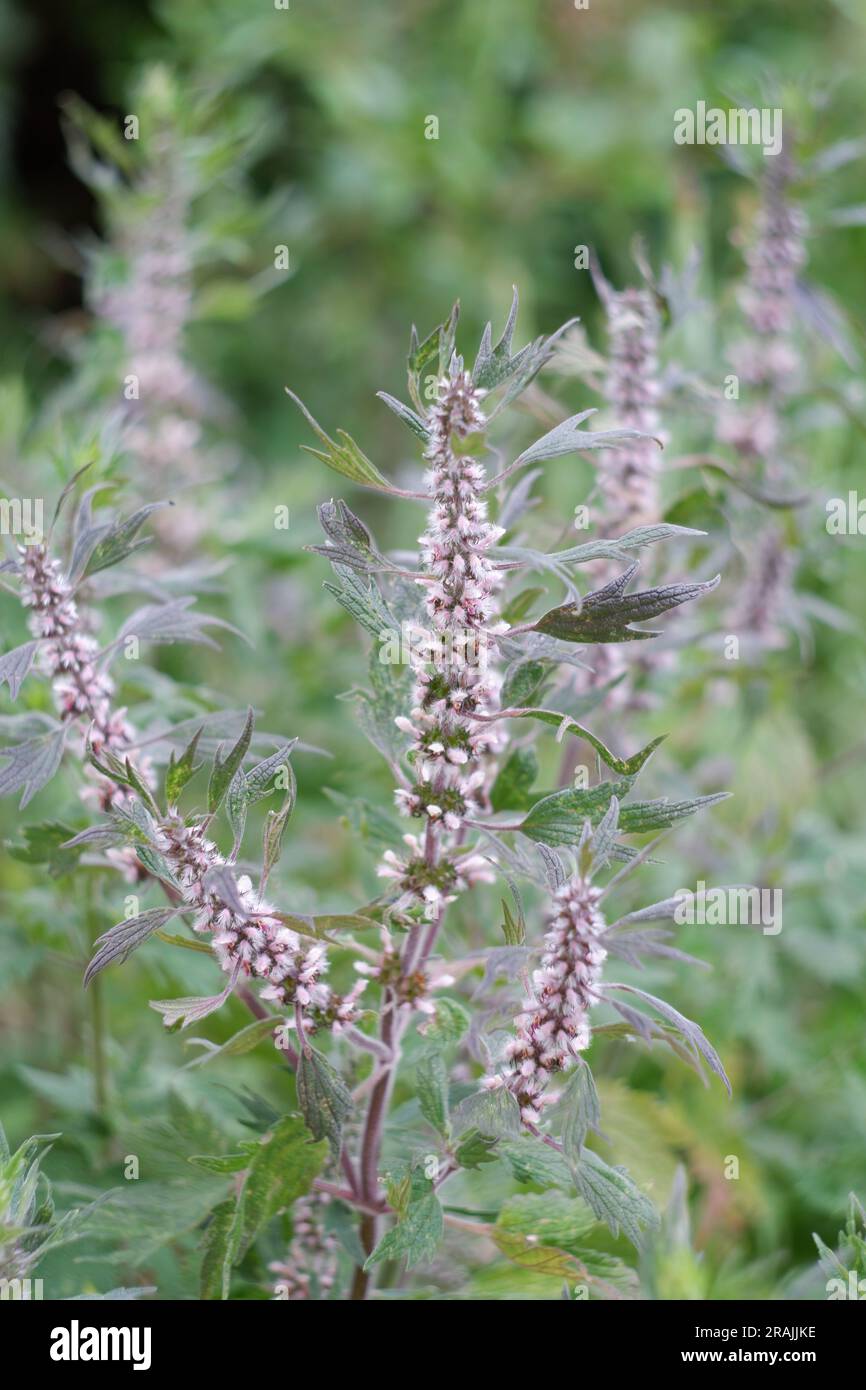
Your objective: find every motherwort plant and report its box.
[0,298,731,1299]
[291,294,730,1293]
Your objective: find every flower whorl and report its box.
[155,816,364,1030]
[490,876,607,1125]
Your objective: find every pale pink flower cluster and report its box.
[18,544,138,810]
[377,832,493,922]
[353,922,455,1016]
[598,287,662,536]
[730,524,795,648]
[487,876,607,1124]
[392,370,505,838]
[269,1193,338,1300]
[718,151,807,464]
[155,816,365,1029]
[94,134,211,480]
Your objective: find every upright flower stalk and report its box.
[593,269,664,539]
[298,293,727,1294]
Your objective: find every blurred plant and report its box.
[0,1122,125,1298]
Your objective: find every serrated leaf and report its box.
[199,1197,242,1301]
[226,740,297,852]
[208,706,254,815]
[365,1191,443,1271]
[0,726,67,808]
[165,726,204,806]
[498,1136,574,1189]
[454,1129,500,1170]
[571,1148,659,1248]
[418,996,471,1044]
[452,1086,521,1140]
[296,1046,353,1158]
[549,1064,601,1161]
[605,983,730,1094]
[114,595,237,653]
[7,820,81,876]
[84,906,180,986]
[497,709,664,778]
[183,1016,282,1069]
[310,498,398,575]
[0,640,39,701]
[500,658,549,708]
[416,1050,450,1137]
[519,780,632,847]
[533,565,721,643]
[324,564,396,641]
[617,793,729,834]
[82,502,166,577]
[515,413,657,469]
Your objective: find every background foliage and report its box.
[0,0,864,1299]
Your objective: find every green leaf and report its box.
[533,565,720,644]
[199,1117,327,1298]
[376,391,430,441]
[7,821,81,877]
[84,906,180,986]
[365,1191,444,1271]
[287,389,394,491]
[310,498,398,576]
[501,711,664,779]
[452,1086,521,1140]
[491,746,538,812]
[182,1016,282,1069]
[200,1195,244,1301]
[296,1046,353,1158]
[262,771,298,890]
[0,725,68,809]
[0,640,39,701]
[416,1050,450,1137]
[189,1151,254,1176]
[83,502,166,577]
[496,1191,596,1251]
[454,1130,499,1170]
[324,564,397,641]
[617,793,730,834]
[519,780,631,847]
[500,658,549,708]
[571,1148,659,1248]
[208,706,254,815]
[165,726,204,806]
[227,741,296,852]
[235,1115,328,1258]
[499,1136,574,1189]
[501,587,546,625]
[514,411,656,469]
[549,1064,601,1162]
[419,996,471,1044]
[501,895,525,946]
